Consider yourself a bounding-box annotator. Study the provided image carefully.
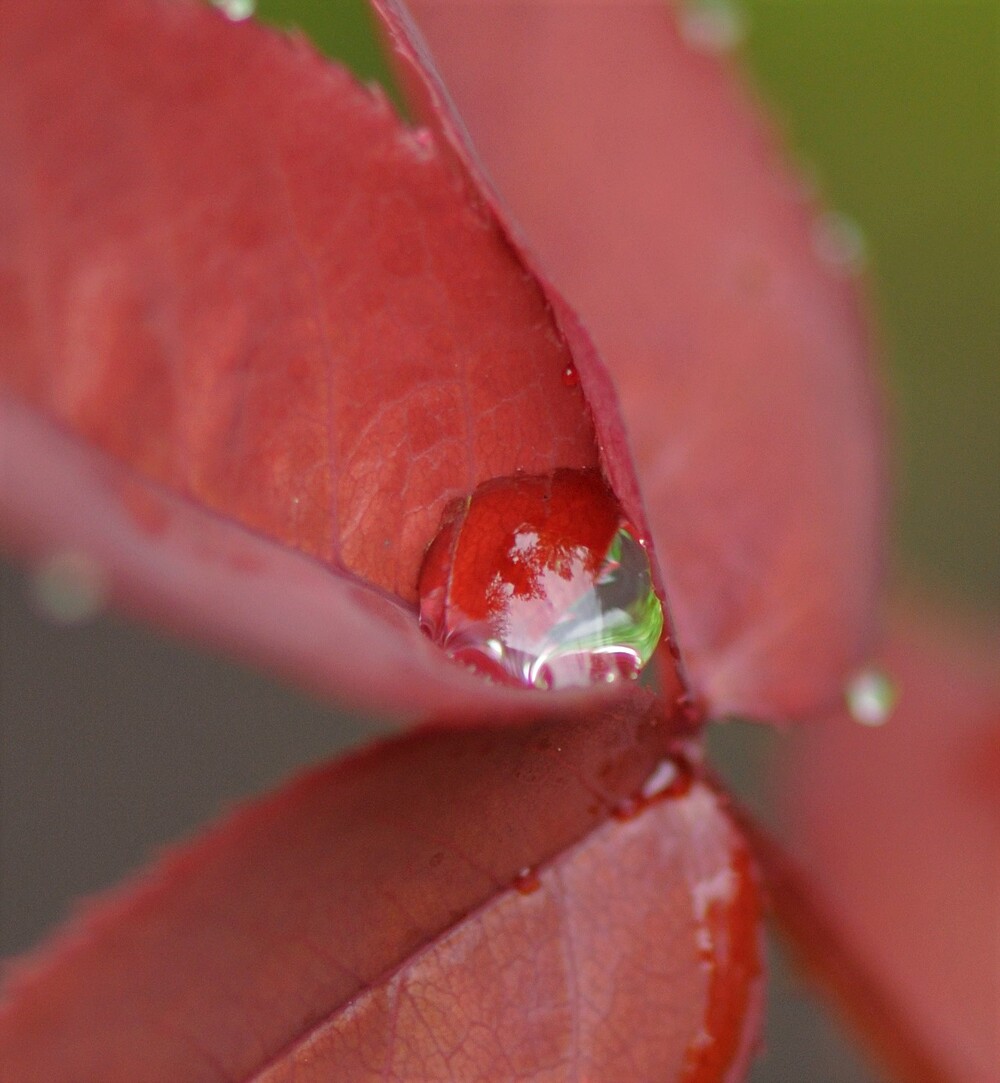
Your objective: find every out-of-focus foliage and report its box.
[741,0,998,606]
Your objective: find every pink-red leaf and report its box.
[0,0,670,717]
[0,394,573,723]
[0,695,763,1081]
[773,607,1000,1082]
[385,0,886,722]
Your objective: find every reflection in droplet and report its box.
[31,551,108,625]
[210,0,255,22]
[679,0,747,55]
[845,667,898,726]
[562,362,579,388]
[417,469,664,690]
[812,210,868,275]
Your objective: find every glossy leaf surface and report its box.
[777,609,1000,1082]
[389,0,885,722]
[0,696,763,1081]
[0,0,669,717]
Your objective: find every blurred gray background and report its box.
[2,3,997,1080]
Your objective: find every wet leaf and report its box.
[0,0,662,718]
[0,696,763,1082]
[386,0,885,722]
[774,607,1000,1082]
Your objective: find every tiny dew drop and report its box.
[418,469,664,690]
[31,551,108,626]
[562,362,579,388]
[679,0,747,55]
[512,867,542,895]
[812,210,868,276]
[612,756,695,822]
[640,755,694,802]
[210,0,255,22]
[845,667,898,727]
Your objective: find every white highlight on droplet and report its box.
[211,0,255,22]
[813,210,868,274]
[31,551,108,625]
[845,667,898,727]
[679,0,748,55]
[640,758,680,800]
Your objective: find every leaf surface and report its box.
[0,0,666,717]
[384,0,886,722]
[0,695,763,1082]
[775,608,1000,1082]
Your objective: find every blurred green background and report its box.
[1,3,996,1082]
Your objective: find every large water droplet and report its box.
[845,666,897,726]
[418,469,664,690]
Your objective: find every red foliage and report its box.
[772,610,1000,1082]
[391,0,885,722]
[0,0,638,719]
[0,696,762,1081]
[0,0,909,1079]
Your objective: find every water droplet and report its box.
[513,867,542,895]
[679,1,747,55]
[812,211,867,275]
[32,551,108,625]
[612,756,695,822]
[611,795,641,821]
[562,362,579,388]
[418,469,664,690]
[845,667,897,726]
[695,924,715,964]
[406,127,436,161]
[641,756,694,801]
[211,0,255,22]
[675,690,706,727]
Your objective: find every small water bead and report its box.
[211,0,255,20]
[679,0,748,55]
[613,756,695,821]
[845,667,898,726]
[417,469,664,690]
[675,690,707,728]
[812,210,868,276]
[561,362,579,388]
[32,551,108,626]
[640,755,694,802]
[512,867,542,895]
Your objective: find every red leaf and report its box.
[772,607,1000,1082]
[0,695,764,1081]
[383,0,886,722]
[0,0,668,716]
[0,394,584,722]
